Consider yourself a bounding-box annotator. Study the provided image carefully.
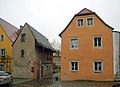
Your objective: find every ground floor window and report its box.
[70,61,79,72]
[93,60,103,72]
[0,63,4,71]
[47,65,51,71]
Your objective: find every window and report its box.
[77,18,84,27]
[70,38,78,49]
[70,61,79,71]
[87,17,94,26]
[47,65,50,71]
[0,64,4,71]
[0,35,4,41]
[0,49,5,57]
[93,61,103,72]
[93,36,102,48]
[21,50,24,57]
[21,33,26,42]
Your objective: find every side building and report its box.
[12,23,55,79]
[53,50,61,68]
[59,8,120,81]
[0,17,19,73]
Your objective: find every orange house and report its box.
[59,8,120,81]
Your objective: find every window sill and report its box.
[70,48,79,50]
[86,25,94,27]
[93,47,102,49]
[70,70,79,72]
[94,71,102,73]
[77,26,84,28]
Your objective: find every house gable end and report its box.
[26,23,55,52]
[0,17,19,42]
[0,24,12,43]
[59,8,114,37]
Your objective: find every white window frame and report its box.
[86,17,94,26]
[70,60,79,72]
[93,60,103,73]
[76,18,84,27]
[93,36,102,48]
[70,37,79,50]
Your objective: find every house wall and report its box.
[41,50,53,78]
[12,24,37,79]
[53,56,61,67]
[113,32,119,76]
[0,25,12,73]
[61,14,114,81]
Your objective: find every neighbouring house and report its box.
[59,8,120,81]
[53,50,61,68]
[0,17,19,73]
[12,23,55,79]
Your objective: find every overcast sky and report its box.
[0,0,120,42]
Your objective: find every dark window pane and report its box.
[98,42,101,46]
[21,50,24,57]
[94,62,97,70]
[21,34,26,42]
[75,62,78,70]
[71,62,74,70]
[94,38,97,46]
[1,35,4,41]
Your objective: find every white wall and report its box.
[113,32,119,75]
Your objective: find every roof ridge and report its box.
[76,8,94,15]
[25,23,55,51]
[0,17,19,42]
[26,23,48,40]
[0,17,19,29]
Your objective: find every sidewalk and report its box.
[14,78,56,87]
[11,78,119,87]
[12,78,33,85]
[47,80,61,87]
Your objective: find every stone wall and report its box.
[12,24,36,79]
[12,66,32,79]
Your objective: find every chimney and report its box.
[17,25,23,34]
[20,26,23,30]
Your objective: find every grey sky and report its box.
[0,0,120,42]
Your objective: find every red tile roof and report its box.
[0,17,19,42]
[77,8,94,15]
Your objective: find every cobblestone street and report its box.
[1,78,120,87]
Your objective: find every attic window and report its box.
[21,33,26,42]
[77,18,84,27]
[87,17,94,26]
[0,35,4,41]
[21,50,24,57]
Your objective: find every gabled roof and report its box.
[76,8,94,15]
[26,23,55,52]
[59,8,114,37]
[0,17,19,42]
